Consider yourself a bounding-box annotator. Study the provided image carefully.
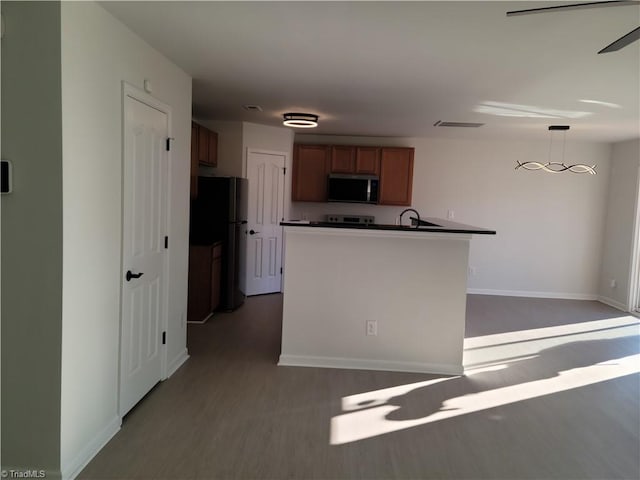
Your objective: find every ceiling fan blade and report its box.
[507,0,639,17]
[598,26,640,52]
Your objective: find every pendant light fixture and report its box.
[283,113,319,128]
[515,125,596,174]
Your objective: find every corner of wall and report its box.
[598,138,640,311]
[198,119,244,177]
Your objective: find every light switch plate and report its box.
[1,160,12,194]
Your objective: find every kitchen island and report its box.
[279,219,495,375]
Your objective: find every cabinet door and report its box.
[197,124,209,164]
[379,148,414,206]
[190,122,199,198]
[210,243,222,311]
[206,130,218,167]
[187,245,213,322]
[330,146,356,173]
[355,147,380,175]
[292,144,330,202]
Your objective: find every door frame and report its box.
[119,81,172,414]
[245,148,289,293]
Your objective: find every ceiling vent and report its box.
[434,121,484,128]
[243,105,263,112]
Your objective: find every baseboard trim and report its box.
[467,288,598,301]
[186,312,214,324]
[278,354,463,376]
[61,415,121,480]
[167,349,189,378]
[597,295,628,312]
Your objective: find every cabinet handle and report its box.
[249,230,260,235]
[126,270,144,282]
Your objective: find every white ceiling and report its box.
[100,1,640,142]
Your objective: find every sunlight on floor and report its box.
[464,315,640,368]
[330,316,640,445]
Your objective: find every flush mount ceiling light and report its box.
[283,113,318,128]
[515,126,597,175]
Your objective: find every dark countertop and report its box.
[281,217,496,235]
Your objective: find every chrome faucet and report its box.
[399,208,420,228]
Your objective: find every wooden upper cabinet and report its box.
[193,122,218,167]
[355,147,380,175]
[292,143,412,205]
[197,124,209,164]
[191,122,199,163]
[190,122,199,199]
[379,147,414,206]
[292,144,330,202]
[330,146,356,173]
[329,146,380,175]
[205,130,218,167]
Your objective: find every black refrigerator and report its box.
[190,176,248,311]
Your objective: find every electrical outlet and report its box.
[468,266,477,276]
[366,320,378,336]
[610,279,617,289]
[447,209,455,220]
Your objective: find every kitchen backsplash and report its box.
[290,201,414,225]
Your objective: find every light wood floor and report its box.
[79,295,639,479]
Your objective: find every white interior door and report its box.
[246,150,286,296]
[120,87,169,416]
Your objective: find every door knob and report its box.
[126,270,144,282]
[249,229,260,235]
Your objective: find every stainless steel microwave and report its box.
[327,174,379,204]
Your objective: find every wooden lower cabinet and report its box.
[210,243,222,312]
[187,241,223,322]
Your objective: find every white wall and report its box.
[60,3,192,478]
[599,139,640,310]
[293,134,612,299]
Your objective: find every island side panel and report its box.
[280,227,470,374]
